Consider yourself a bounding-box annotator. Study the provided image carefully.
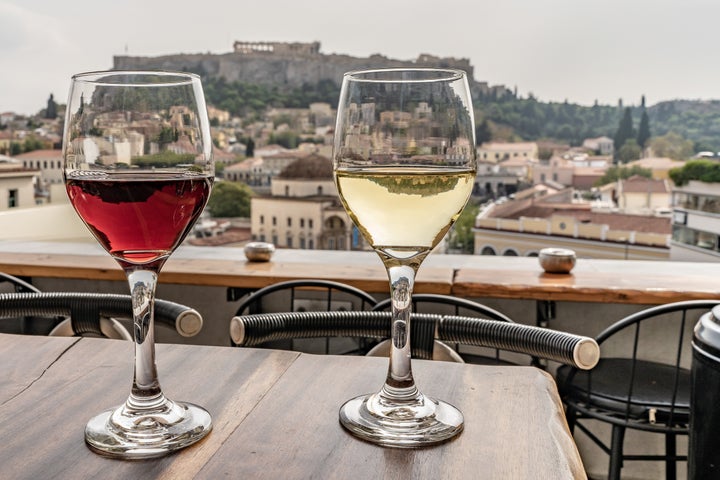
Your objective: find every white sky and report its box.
[1,0,718,115]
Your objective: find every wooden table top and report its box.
[0,333,585,480]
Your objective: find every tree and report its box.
[45,94,57,119]
[647,132,694,160]
[450,202,479,253]
[245,137,255,157]
[206,181,253,217]
[636,109,650,149]
[475,119,492,145]
[617,139,642,163]
[669,159,720,186]
[595,164,653,187]
[613,107,635,155]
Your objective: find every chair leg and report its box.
[565,405,576,433]
[665,433,676,480]
[608,424,625,480]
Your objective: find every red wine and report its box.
[66,172,213,265]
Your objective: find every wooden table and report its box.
[0,333,585,479]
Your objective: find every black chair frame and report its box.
[557,299,720,480]
[230,310,599,370]
[232,280,379,353]
[0,292,203,339]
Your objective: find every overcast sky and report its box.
[1,0,718,115]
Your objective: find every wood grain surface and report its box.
[0,333,585,480]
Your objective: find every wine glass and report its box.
[333,68,477,447]
[62,71,214,458]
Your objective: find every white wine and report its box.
[335,167,475,258]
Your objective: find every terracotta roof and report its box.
[501,205,671,234]
[620,176,669,193]
[13,149,62,159]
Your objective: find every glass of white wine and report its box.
[333,68,477,447]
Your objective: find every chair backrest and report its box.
[0,292,203,340]
[235,280,378,316]
[230,311,599,369]
[372,293,513,322]
[0,273,46,335]
[232,280,379,353]
[372,293,521,364]
[560,300,720,430]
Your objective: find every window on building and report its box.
[317,186,323,195]
[308,219,314,229]
[300,237,306,249]
[287,235,293,248]
[272,216,277,226]
[260,215,264,225]
[308,239,314,249]
[8,189,18,208]
[300,218,305,228]
[287,217,292,227]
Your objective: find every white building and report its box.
[250,154,359,250]
[0,155,40,210]
[670,180,720,261]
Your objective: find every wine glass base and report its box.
[85,401,212,459]
[339,392,463,448]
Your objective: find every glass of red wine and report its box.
[62,71,214,459]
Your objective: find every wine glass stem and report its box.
[125,268,164,410]
[381,264,420,402]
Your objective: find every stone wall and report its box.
[112,48,487,93]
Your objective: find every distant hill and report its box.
[114,42,720,151]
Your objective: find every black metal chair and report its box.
[231,280,379,353]
[372,293,523,364]
[0,291,204,339]
[230,310,600,370]
[555,300,720,480]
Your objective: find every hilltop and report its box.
[113,41,720,151]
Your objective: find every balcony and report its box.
[1,206,716,479]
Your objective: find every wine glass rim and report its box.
[70,70,200,86]
[343,67,466,83]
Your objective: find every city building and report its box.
[0,155,39,210]
[474,187,670,260]
[582,136,614,156]
[478,141,538,164]
[250,154,357,250]
[670,180,720,261]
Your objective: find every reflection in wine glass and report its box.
[333,68,477,448]
[62,71,213,459]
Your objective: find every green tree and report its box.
[636,109,650,148]
[669,159,720,186]
[245,137,255,157]
[595,164,653,186]
[206,181,253,217]
[45,94,57,119]
[614,107,635,155]
[451,202,479,253]
[647,132,694,160]
[475,119,492,145]
[617,139,642,163]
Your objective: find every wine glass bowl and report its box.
[333,68,477,447]
[62,70,213,458]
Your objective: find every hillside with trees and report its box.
[196,72,720,155]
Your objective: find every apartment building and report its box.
[0,155,39,210]
[670,180,720,261]
[478,142,538,164]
